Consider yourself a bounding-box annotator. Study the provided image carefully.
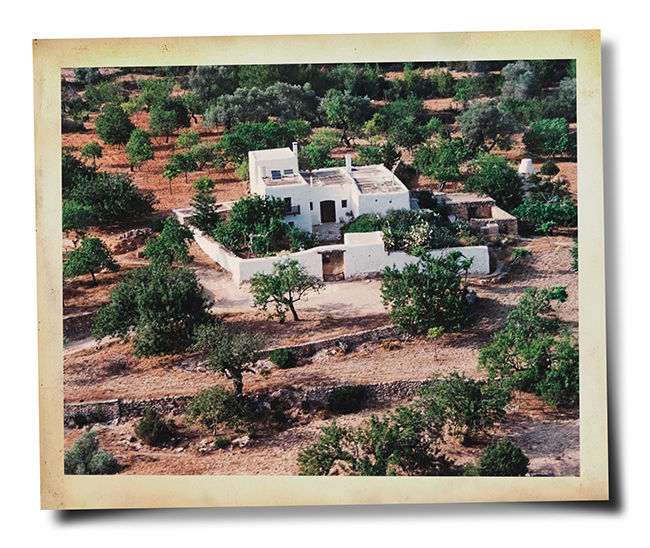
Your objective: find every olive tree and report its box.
[80,141,103,168]
[459,99,517,152]
[250,258,324,323]
[143,216,194,266]
[191,323,265,397]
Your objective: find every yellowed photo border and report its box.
[35,30,607,509]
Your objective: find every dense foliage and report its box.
[64,431,120,475]
[459,99,517,152]
[523,118,574,157]
[134,407,174,446]
[464,439,530,476]
[95,103,135,146]
[143,216,194,266]
[381,251,473,334]
[298,406,450,476]
[417,374,510,444]
[185,386,253,435]
[92,264,212,356]
[465,153,523,210]
[479,287,579,406]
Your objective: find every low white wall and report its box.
[179,214,491,285]
[342,232,490,279]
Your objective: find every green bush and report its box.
[417,374,510,444]
[465,439,529,476]
[64,431,120,475]
[513,196,577,230]
[92,264,212,357]
[134,407,173,446]
[343,214,384,234]
[381,251,472,335]
[185,386,253,435]
[523,118,573,157]
[298,406,450,476]
[540,160,560,176]
[269,348,296,369]
[214,437,231,449]
[326,386,368,414]
[479,287,579,407]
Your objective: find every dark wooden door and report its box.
[320,200,336,223]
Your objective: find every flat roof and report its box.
[440,192,495,204]
[351,165,407,194]
[249,147,296,161]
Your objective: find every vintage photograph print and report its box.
[36,31,607,508]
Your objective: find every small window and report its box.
[389,200,392,204]
[341,200,348,208]
[271,170,282,180]
[283,169,294,176]
[310,202,313,211]
[284,197,292,207]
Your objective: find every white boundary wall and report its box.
[176,211,490,284]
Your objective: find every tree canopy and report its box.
[63,237,119,285]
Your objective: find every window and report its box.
[310,202,313,211]
[284,197,292,207]
[341,200,348,208]
[271,170,282,180]
[283,169,294,176]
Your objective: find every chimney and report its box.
[345,154,352,174]
[292,142,298,157]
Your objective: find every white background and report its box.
[1,1,646,544]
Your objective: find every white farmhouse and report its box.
[248,143,411,233]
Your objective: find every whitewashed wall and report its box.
[181,217,491,285]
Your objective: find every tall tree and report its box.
[321,89,371,145]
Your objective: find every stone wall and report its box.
[64,379,430,424]
[265,324,402,358]
[63,311,96,341]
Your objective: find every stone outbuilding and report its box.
[432,192,519,235]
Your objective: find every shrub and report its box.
[298,406,449,476]
[381,251,472,335]
[513,196,577,230]
[465,439,529,476]
[143,216,194,266]
[523,118,572,157]
[185,386,253,435]
[286,225,315,252]
[214,437,231,449]
[269,348,296,369]
[63,237,119,286]
[540,160,560,176]
[92,264,212,357]
[64,431,120,475]
[86,407,109,424]
[343,214,384,234]
[417,374,510,444]
[326,386,368,415]
[62,200,97,232]
[66,171,155,224]
[134,407,173,446]
[479,287,579,407]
